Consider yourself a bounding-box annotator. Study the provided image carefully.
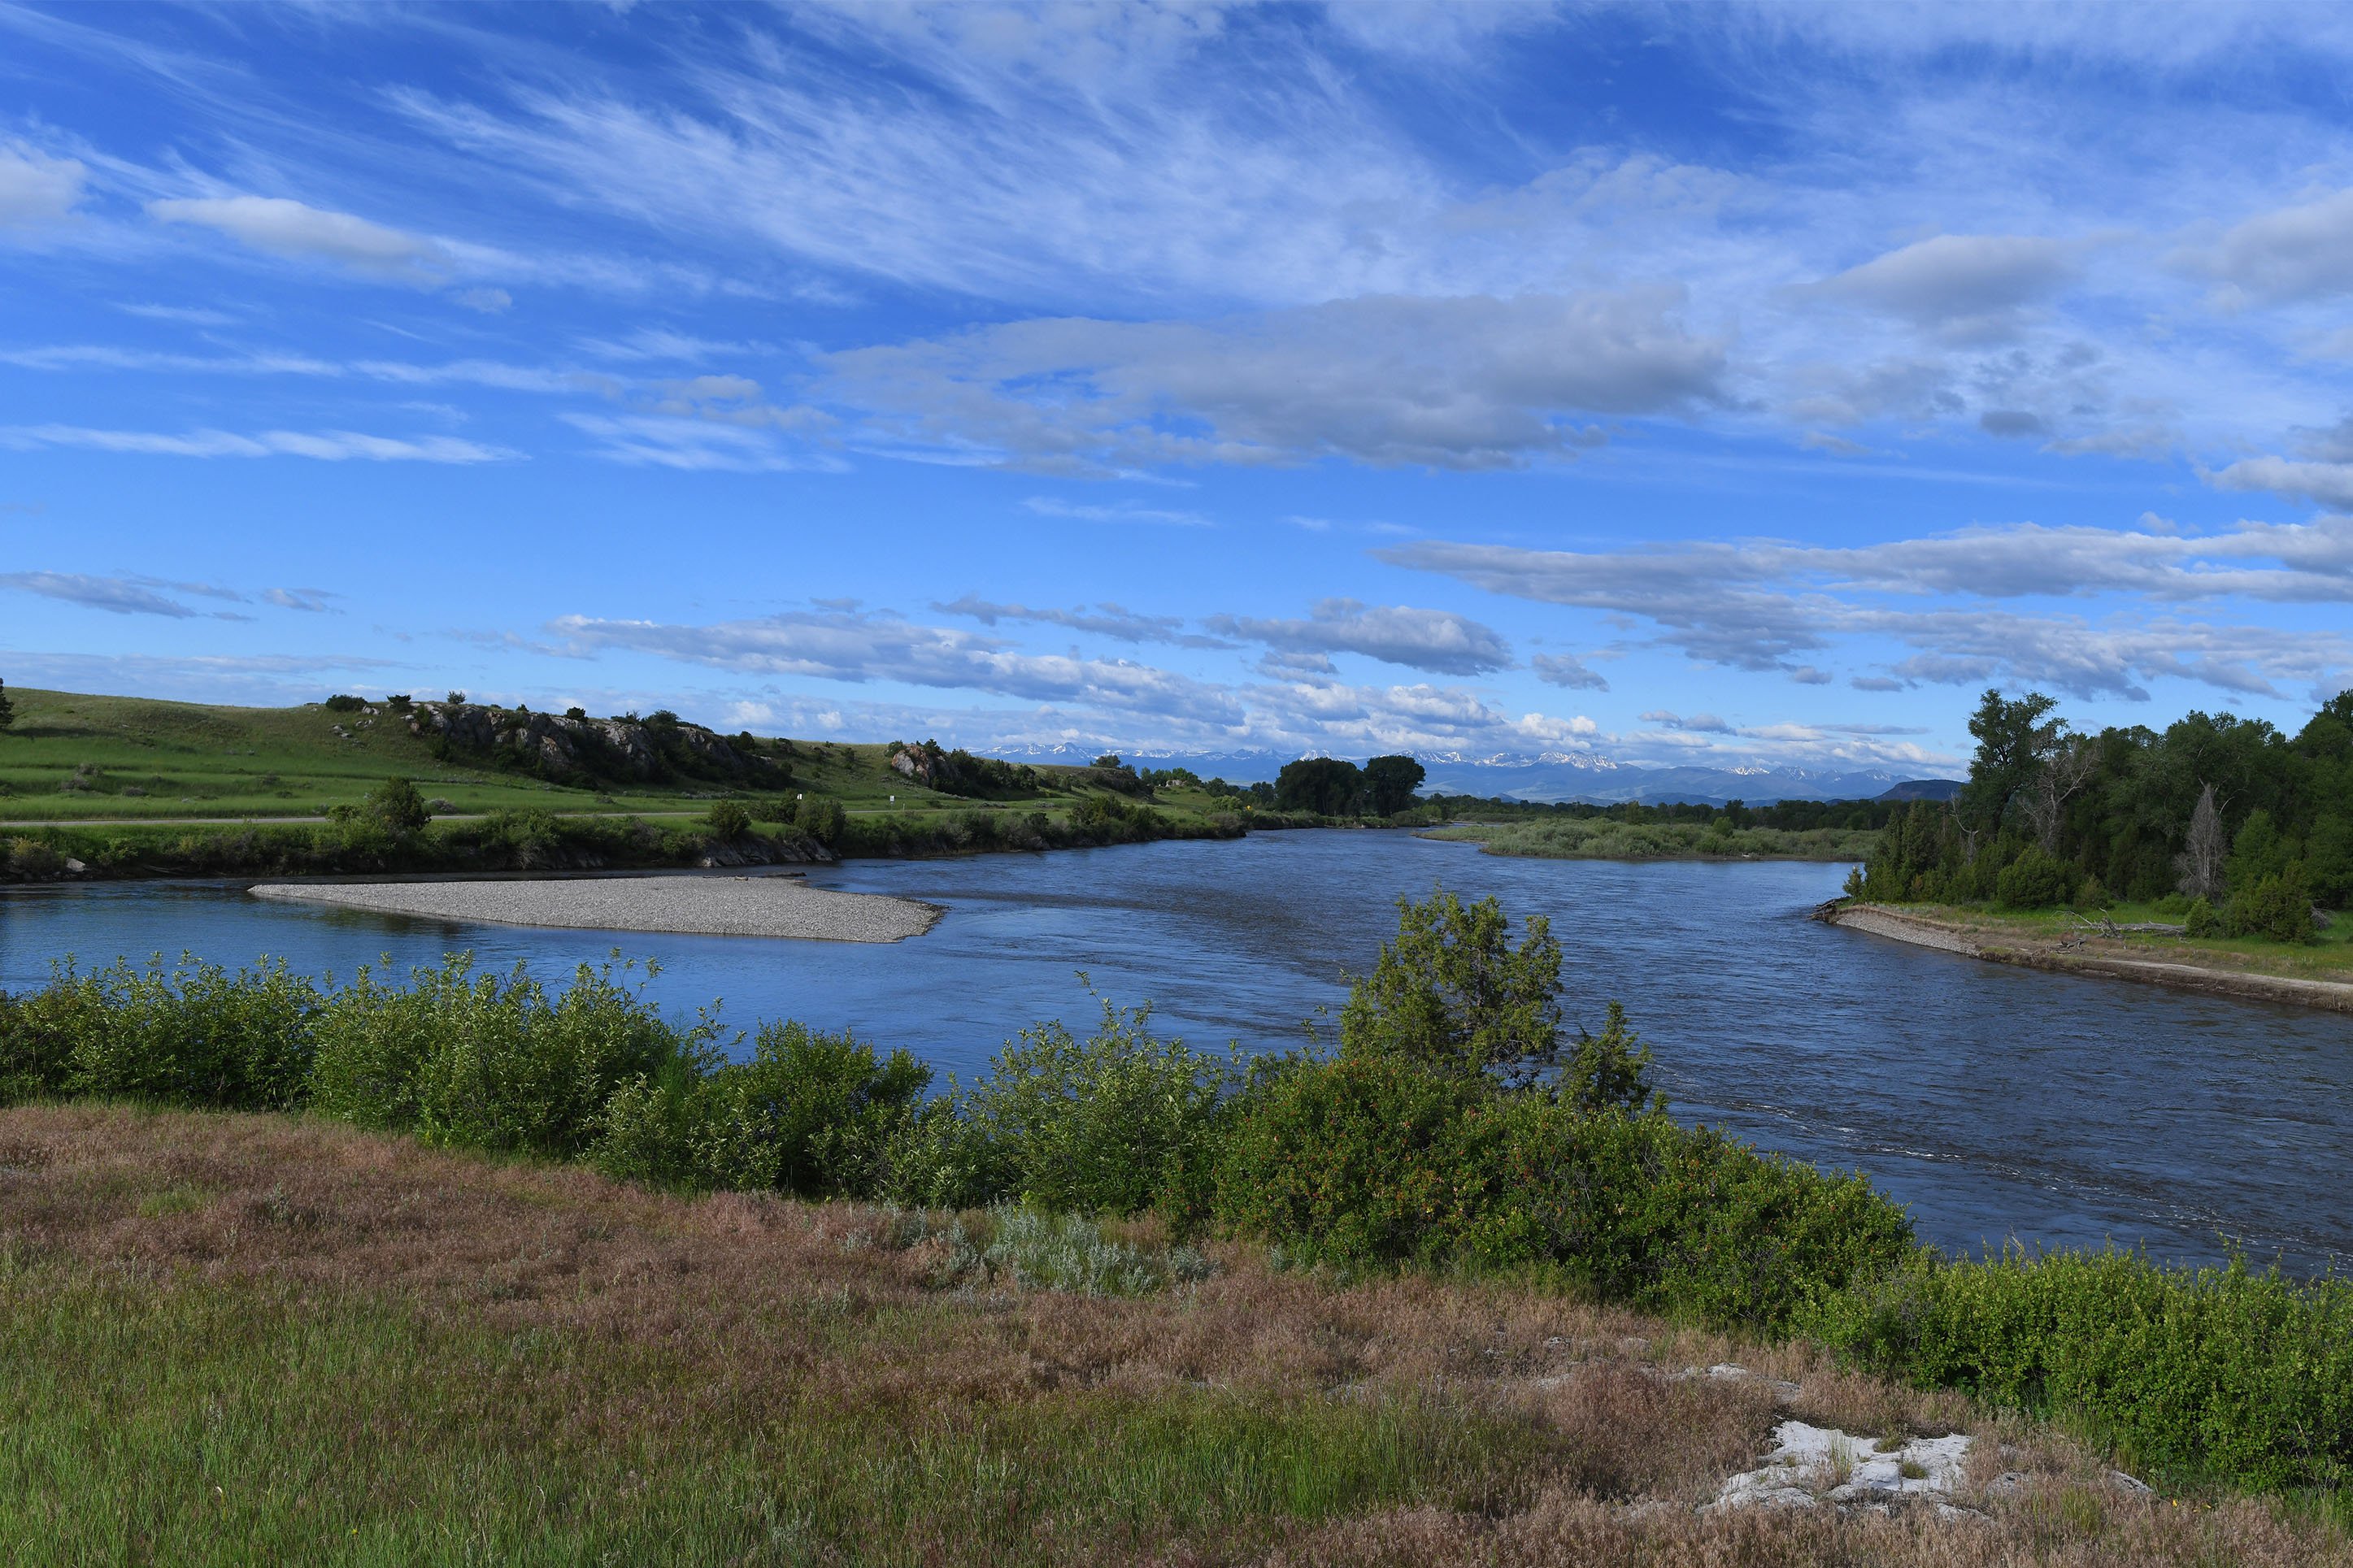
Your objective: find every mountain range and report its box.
[985,745,1961,807]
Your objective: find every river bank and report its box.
[1822,902,2353,1015]
[0,801,1256,886]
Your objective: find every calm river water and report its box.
[4,829,2348,1270]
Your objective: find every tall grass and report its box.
[0,1257,1532,1567]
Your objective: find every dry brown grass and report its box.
[1,1103,2345,1566]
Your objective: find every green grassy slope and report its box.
[0,687,1233,826]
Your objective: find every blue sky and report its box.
[5,2,2353,773]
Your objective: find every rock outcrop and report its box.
[407,703,781,786]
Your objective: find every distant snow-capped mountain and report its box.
[972,742,1955,806]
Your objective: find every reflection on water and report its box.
[5,829,2350,1270]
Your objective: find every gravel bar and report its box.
[247,876,942,943]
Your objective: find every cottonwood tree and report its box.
[1275,756,1364,815]
[1362,754,1426,816]
[2175,782,2229,901]
[1960,688,2064,832]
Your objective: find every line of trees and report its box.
[1272,754,1426,816]
[1859,688,2352,940]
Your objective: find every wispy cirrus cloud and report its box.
[1,571,345,619]
[0,141,87,231]
[0,423,515,463]
[931,594,1220,647]
[1204,598,1513,675]
[148,193,454,282]
[828,291,1717,472]
[1385,516,2353,701]
[548,607,1246,723]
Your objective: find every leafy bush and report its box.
[311,957,702,1160]
[1811,1249,2353,1491]
[364,775,431,835]
[795,796,847,846]
[2184,897,2220,936]
[0,988,77,1102]
[1068,792,1142,838]
[1994,845,2077,910]
[1213,1053,1912,1330]
[704,799,753,840]
[594,1022,929,1195]
[5,837,64,879]
[1338,888,1563,1085]
[1212,1053,1480,1266]
[1561,1000,1659,1114]
[10,958,321,1110]
[959,997,1236,1218]
[324,694,366,712]
[2222,865,2316,943]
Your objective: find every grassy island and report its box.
[1420,796,1893,862]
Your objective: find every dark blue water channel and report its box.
[4,829,2349,1272]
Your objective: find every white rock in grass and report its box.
[1709,1420,1973,1514]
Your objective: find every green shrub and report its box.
[874,1098,1011,1210]
[1211,1054,1912,1330]
[1811,1249,2353,1491]
[961,997,1236,1218]
[3,836,65,879]
[1213,1053,1481,1267]
[1068,793,1139,838]
[2222,866,2316,943]
[1995,846,2077,910]
[363,776,431,835]
[2184,897,2220,936]
[704,799,752,840]
[311,958,702,1160]
[1337,888,1563,1086]
[1559,1000,1658,1114]
[795,796,846,846]
[597,1022,930,1196]
[0,988,79,1102]
[30,958,321,1110]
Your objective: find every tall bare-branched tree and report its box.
[2174,781,2228,901]
[2021,733,2099,853]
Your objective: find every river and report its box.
[4,828,2348,1271]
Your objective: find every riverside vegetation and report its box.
[1855,688,2353,979]
[2,890,2347,1562]
[1419,795,1901,863]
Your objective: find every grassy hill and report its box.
[0,685,1177,823]
[0,687,1267,880]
